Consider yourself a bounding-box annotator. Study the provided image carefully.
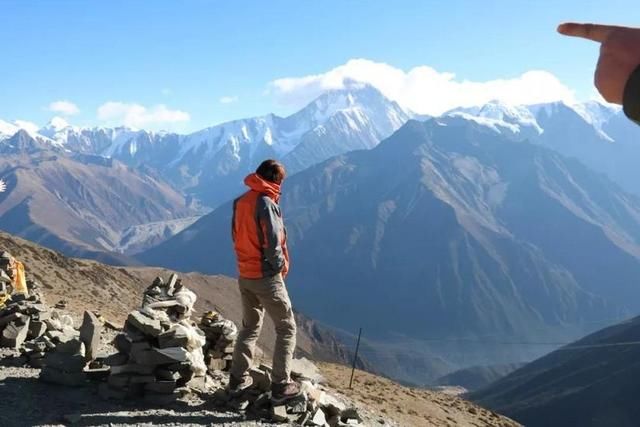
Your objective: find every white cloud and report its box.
[13,120,40,134]
[97,102,190,130]
[268,59,576,115]
[219,96,239,104]
[48,100,80,116]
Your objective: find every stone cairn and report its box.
[0,280,51,353]
[199,310,237,372]
[99,274,207,404]
[38,308,102,387]
[0,250,103,386]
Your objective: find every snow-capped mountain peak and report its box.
[477,100,537,123]
[46,116,70,130]
[445,100,542,136]
[527,100,620,141]
[38,116,74,139]
[177,84,409,166]
[444,99,624,141]
[0,120,19,139]
[0,119,44,140]
[300,83,407,124]
[571,100,621,132]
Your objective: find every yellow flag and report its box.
[13,261,28,295]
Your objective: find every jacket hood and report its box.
[244,173,281,202]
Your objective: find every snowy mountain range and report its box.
[2,83,640,262]
[2,85,639,205]
[0,85,410,207]
[444,100,640,196]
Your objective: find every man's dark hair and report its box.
[256,159,286,184]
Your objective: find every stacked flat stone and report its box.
[39,334,88,386]
[199,311,238,372]
[0,252,104,378]
[0,251,53,355]
[25,308,75,369]
[100,274,206,404]
[0,280,52,355]
[37,310,103,386]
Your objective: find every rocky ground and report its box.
[0,346,519,427]
[0,287,520,427]
[0,328,385,427]
[1,352,262,426]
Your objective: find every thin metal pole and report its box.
[349,328,362,389]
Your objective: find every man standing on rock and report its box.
[229,159,301,403]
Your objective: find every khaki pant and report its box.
[230,273,297,385]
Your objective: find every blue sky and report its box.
[1,0,638,132]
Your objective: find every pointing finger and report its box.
[557,22,620,43]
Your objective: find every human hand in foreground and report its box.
[558,23,640,104]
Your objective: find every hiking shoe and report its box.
[271,381,302,404]
[228,375,253,396]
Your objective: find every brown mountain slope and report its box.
[319,362,520,427]
[469,315,640,427]
[0,134,197,257]
[0,230,348,363]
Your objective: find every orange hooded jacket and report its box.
[232,173,290,279]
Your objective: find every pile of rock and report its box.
[37,310,103,386]
[0,254,105,379]
[24,308,75,369]
[199,310,237,372]
[215,360,363,426]
[0,251,52,354]
[197,311,364,424]
[100,274,207,404]
[0,280,54,354]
